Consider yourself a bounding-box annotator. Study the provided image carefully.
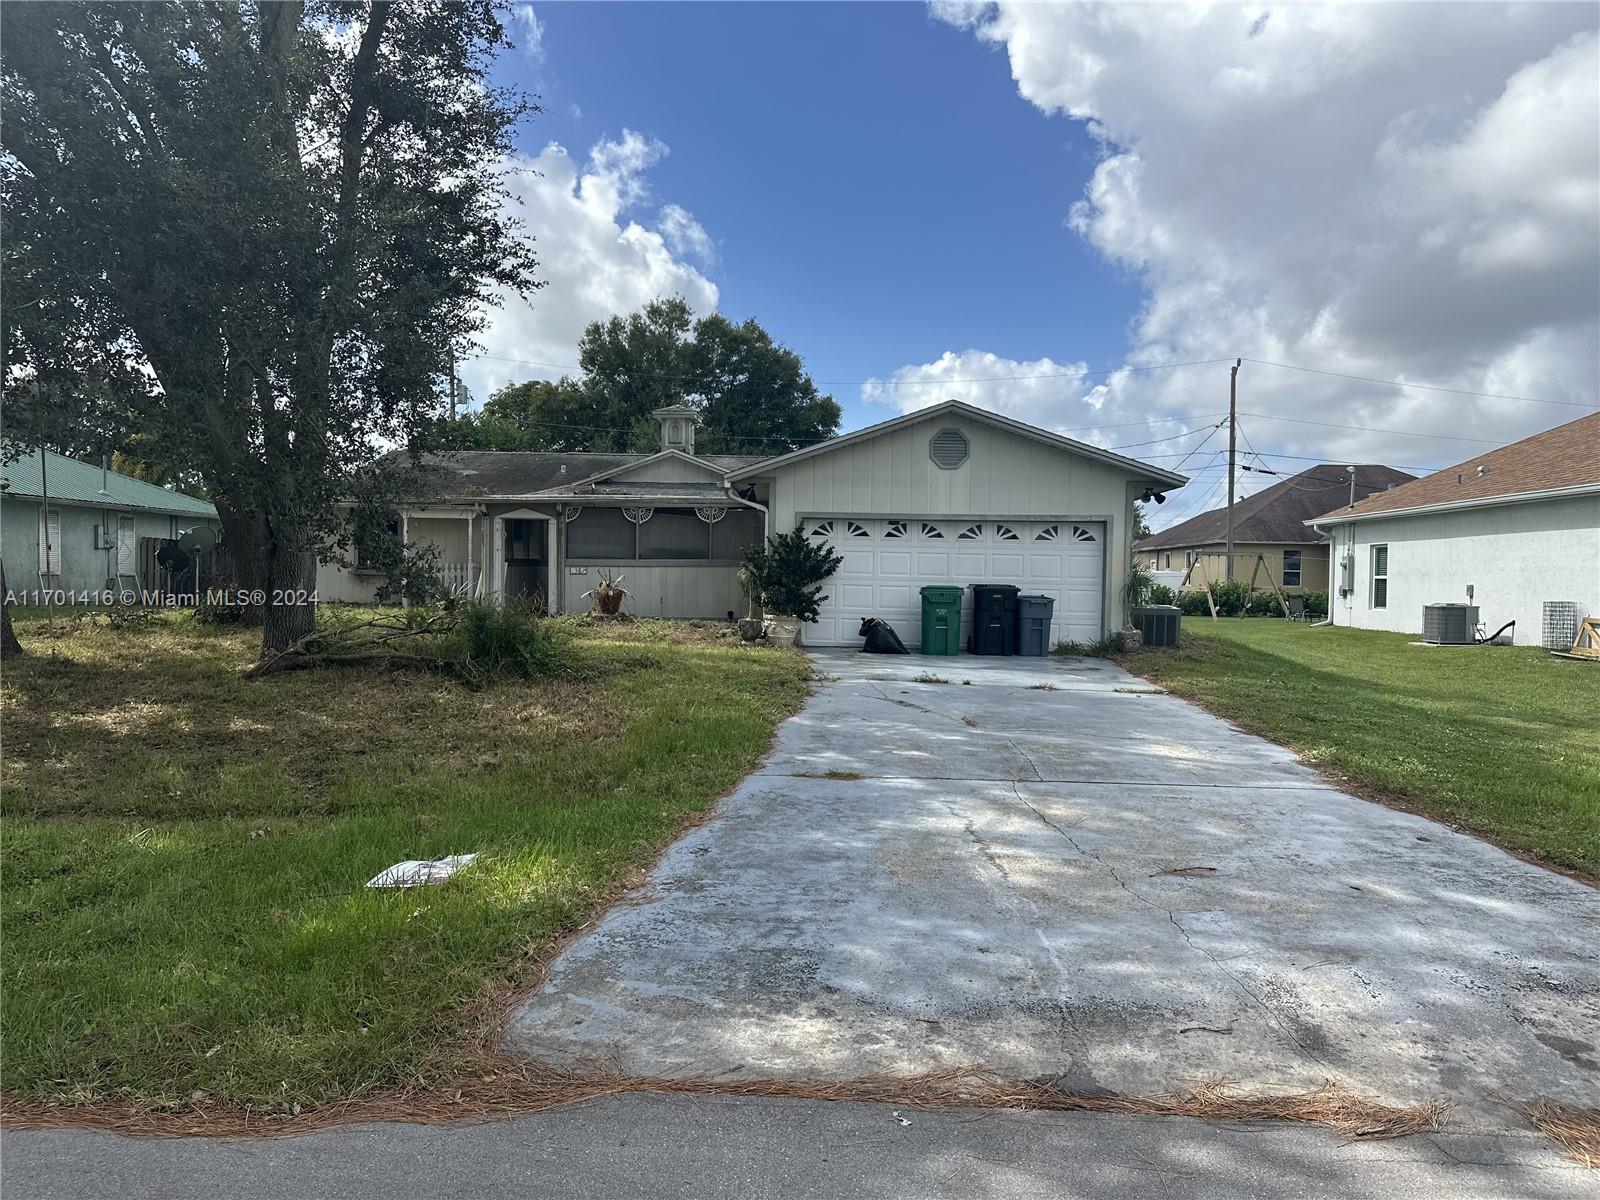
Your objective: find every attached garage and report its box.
[804,516,1105,648]
[730,400,1187,649]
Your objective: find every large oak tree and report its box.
[2,1,540,652]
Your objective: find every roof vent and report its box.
[929,427,969,470]
[1476,464,1489,478]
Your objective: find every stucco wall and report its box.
[757,413,1149,636]
[1323,495,1600,645]
[1,496,215,598]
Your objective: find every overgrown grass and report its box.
[1120,620,1600,878]
[1,607,810,1108]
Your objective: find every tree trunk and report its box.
[1,561,22,661]
[260,546,319,654]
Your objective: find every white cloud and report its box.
[462,133,718,404]
[910,4,1599,526]
[512,4,545,62]
[658,203,716,268]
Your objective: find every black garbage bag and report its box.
[859,617,910,654]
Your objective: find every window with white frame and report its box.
[1282,549,1302,588]
[1370,544,1388,609]
[1185,549,1200,570]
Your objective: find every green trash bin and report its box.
[919,585,963,656]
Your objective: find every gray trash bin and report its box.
[1016,594,1056,657]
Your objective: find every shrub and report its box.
[1244,591,1283,617]
[739,525,844,623]
[1302,589,1329,618]
[457,598,563,679]
[1125,556,1156,608]
[1177,591,1212,617]
[1208,579,1249,617]
[1052,633,1126,658]
[1148,584,1176,607]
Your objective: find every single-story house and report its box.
[319,400,1188,647]
[0,448,220,598]
[1307,412,1600,646]
[1136,464,1415,595]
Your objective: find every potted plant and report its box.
[739,525,843,646]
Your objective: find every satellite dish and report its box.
[178,526,219,555]
[156,542,191,573]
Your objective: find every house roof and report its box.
[1138,464,1416,550]
[1308,411,1600,524]
[0,447,217,518]
[725,399,1190,488]
[400,450,766,498]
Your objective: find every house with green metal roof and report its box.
[1,447,219,599]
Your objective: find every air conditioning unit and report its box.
[1422,603,1478,646]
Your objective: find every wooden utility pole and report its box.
[449,347,458,421]
[1225,358,1241,581]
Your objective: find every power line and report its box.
[1237,410,1511,444]
[1135,447,1441,473]
[1242,359,1598,410]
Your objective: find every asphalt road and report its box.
[7,1094,1595,1200]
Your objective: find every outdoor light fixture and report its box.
[1140,487,1167,504]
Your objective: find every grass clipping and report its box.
[1515,1099,1600,1168]
[1,1063,1446,1142]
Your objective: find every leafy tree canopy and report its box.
[2,0,539,651]
[439,297,841,456]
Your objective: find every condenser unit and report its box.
[1422,603,1478,646]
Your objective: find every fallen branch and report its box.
[246,614,461,679]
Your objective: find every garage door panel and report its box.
[806,518,1105,648]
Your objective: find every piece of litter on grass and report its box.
[366,853,480,889]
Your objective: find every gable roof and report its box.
[0,448,216,518]
[398,450,766,498]
[1138,464,1416,550]
[1310,412,1600,524]
[725,400,1189,487]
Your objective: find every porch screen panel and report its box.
[638,508,709,560]
[710,508,763,560]
[567,508,635,558]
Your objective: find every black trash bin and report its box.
[1016,594,1056,657]
[968,584,1020,655]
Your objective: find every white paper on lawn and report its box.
[366,853,480,889]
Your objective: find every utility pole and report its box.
[449,347,458,421]
[1225,358,1241,581]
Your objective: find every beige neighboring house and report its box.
[318,400,1186,647]
[1136,464,1415,593]
[1308,412,1600,646]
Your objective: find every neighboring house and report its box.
[1308,412,1600,646]
[1136,464,1415,594]
[319,400,1186,647]
[0,448,220,598]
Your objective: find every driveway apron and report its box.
[506,650,1600,1132]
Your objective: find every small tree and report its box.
[740,525,843,623]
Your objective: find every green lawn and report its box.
[1120,620,1600,879]
[1,609,810,1109]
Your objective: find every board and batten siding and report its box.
[762,413,1146,637]
[560,564,743,619]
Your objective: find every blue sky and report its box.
[486,2,1141,431]
[466,3,1597,521]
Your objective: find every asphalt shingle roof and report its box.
[1138,464,1415,550]
[0,448,216,517]
[1311,412,1600,521]
[402,451,767,497]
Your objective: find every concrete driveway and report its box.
[506,650,1600,1134]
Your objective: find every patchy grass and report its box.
[910,672,950,684]
[1120,620,1600,878]
[1,608,810,1108]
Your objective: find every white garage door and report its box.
[804,517,1105,648]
